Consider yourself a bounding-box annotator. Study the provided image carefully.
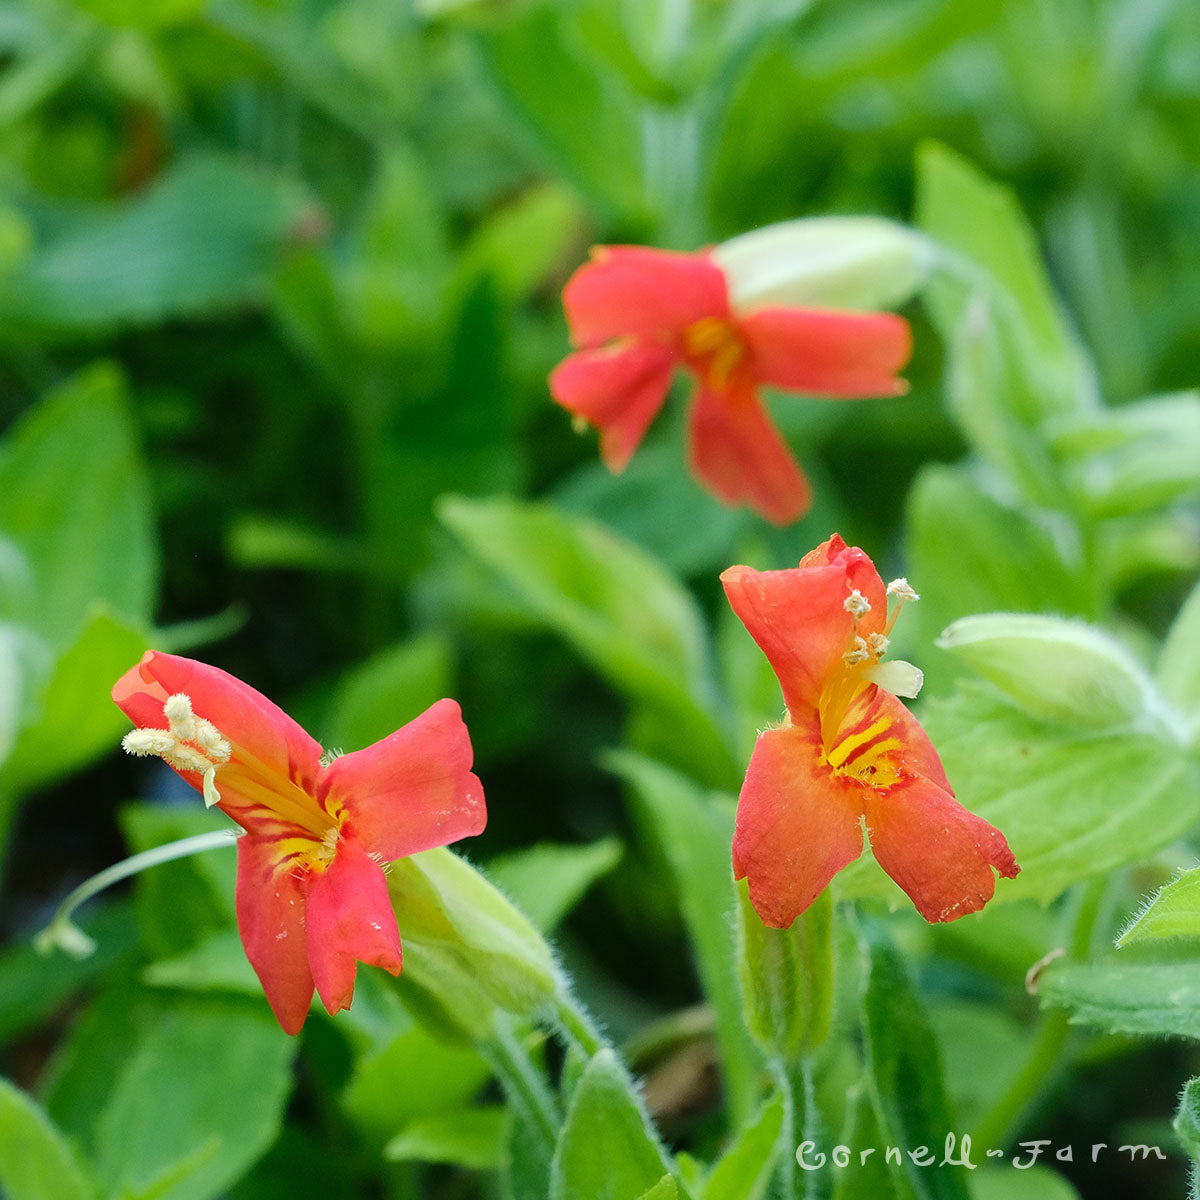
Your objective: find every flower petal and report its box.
[112,651,324,797]
[863,772,1020,923]
[687,380,812,525]
[322,698,486,862]
[740,307,912,396]
[732,722,865,928]
[563,246,729,347]
[721,560,864,712]
[549,341,674,471]
[234,835,315,1035]
[305,837,403,1016]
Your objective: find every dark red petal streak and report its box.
[549,342,674,471]
[741,308,912,396]
[733,723,865,928]
[863,775,1020,923]
[688,381,812,525]
[563,246,729,347]
[722,561,859,712]
[305,838,403,1016]
[323,699,486,862]
[112,651,324,793]
[234,836,314,1036]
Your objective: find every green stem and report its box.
[553,979,605,1059]
[482,1013,562,1154]
[970,877,1108,1148]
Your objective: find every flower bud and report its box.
[713,217,932,314]
[937,612,1154,728]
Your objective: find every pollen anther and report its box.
[121,693,232,799]
[843,589,871,618]
[886,578,919,603]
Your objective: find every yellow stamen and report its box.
[682,316,745,389]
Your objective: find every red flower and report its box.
[549,246,911,525]
[721,536,1018,926]
[113,651,485,1034]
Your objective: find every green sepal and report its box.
[736,882,833,1062]
[387,847,556,1039]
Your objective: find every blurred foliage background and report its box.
[2,0,1200,1196]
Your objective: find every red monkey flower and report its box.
[549,245,911,525]
[113,651,485,1034]
[722,536,1018,926]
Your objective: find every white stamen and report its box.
[843,589,871,618]
[121,693,232,801]
[123,729,176,757]
[886,578,919,603]
[164,693,196,739]
[843,635,871,665]
[867,632,890,657]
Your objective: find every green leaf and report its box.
[46,989,295,1200]
[0,903,136,1044]
[320,633,454,753]
[1047,391,1200,518]
[1038,960,1200,1039]
[857,917,972,1200]
[736,883,833,1060]
[439,494,736,786]
[121,803,238,958]
[458,181,585,305]
[73,0,204,28]
[1118,869,1200,946]
[0,155,311,333]
[486,839,623,933]
[480,10,646,223]
[384,1107,506,1170]
[839,681,1196,908]
[638,1178,680,1200]
[1158,574,1200,727]
[0,363,156,649]
[936,612,1154,729]
[606,751,760,1127]
[549,1049,673,1200]
[0,1076,96,1200]
[969,1166,1082,1200]
[344,1025,491,1150]
[1174,1078,1200,1170]
[340,145,450,348]
[702,1091,786,1200]
[4,608,147,797]
[916,142,1093,421]
[903,465,1092,692]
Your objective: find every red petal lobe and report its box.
[234,836,315,1036]
[322,698,486,862]
[733,723,865,928]
[549,342,674,471]
[563,246,730,347]
[863,776,1020,923]
[721,561,859,713]
[687,380,812,525]
[740,308,912,396]
[305,837,403,1016]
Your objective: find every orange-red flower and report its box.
[722,536,1018,926]
[549,246,912,525]
[113,651,485,1034]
